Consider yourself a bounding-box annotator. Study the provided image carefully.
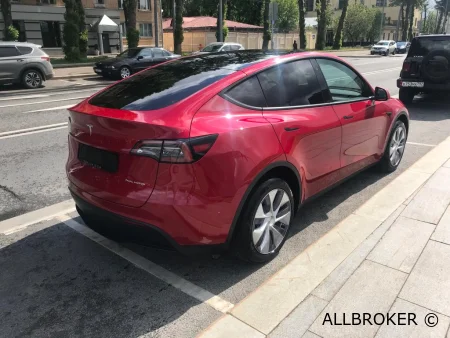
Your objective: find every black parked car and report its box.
[396,41,410,54]
[397,34,450,104]
[94,47,181,79]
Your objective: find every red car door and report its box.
[315,58,391,177]
[259,59,342,200]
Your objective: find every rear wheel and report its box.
[233,178,294,263]
[378,120,407,173]
[399,87,415,104]
[22,69,43,89]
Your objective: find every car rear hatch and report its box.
[67,58,237,207]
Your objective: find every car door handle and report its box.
[285,126,300,131]
[343,115,354,120]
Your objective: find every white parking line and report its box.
[0,126,67,140]
[58,215,235,314]
[0,122,68,137]
[407,142,437,147]
[23,105,75,114]
[0,94,49,101]
[0,96,88,108]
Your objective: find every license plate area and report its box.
[78,143,118,173]
[402,81,424,88]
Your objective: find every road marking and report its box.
[0,125,67,140]
[362,67,400,76]
[0,122,68,137]
[407,141,437,147]
[0,94,49,101]
[0,96,88,108]
[0,200,75,235]
[58,215,235,314]
[23,105,75,114]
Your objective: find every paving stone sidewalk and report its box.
[269,158,450,338]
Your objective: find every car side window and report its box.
[230,45,241,51]
[17,46,33,55]
[224,76,267,107]
[316,58,373,102]
[163,50,171,56]
[222,45,232,51]
[257,59,325,107]
[0,46,20,57]
[152,49,164,58]
[138,48,153,58]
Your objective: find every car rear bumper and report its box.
[69,183,227,255]
[397,78,450,91]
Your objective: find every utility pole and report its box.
[154,0,159,46]
[219,0,223,42]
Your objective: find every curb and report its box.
[52,63,95,69]
[52,74,99,80]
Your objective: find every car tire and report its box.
[371,51,374,55]
[22,69,43,89]
[377,120,407,173]
[393,49,396,55]
[233,178,294,263]
[119,66,132,79]
[385,50,390,56]
[399,87,415,104]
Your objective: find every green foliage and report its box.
[422,10,438,33]
[5,25,19,41]
[274,0,299,32]
[127,28,140,48]
[343,3,371,45]
[79,29,88,56]
[216,1,228,42]
[63,0,81,61]
[367,8,382,43]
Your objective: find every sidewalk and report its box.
[51,49,375,80]
[200,136,450,338]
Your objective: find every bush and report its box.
[63,22,81,61]
[5,25,19,41]
[79,29,88,56]
[127,28,140,48]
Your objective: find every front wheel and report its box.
[399,87,415,104]
[119,66,131,79]
[22,69,43,89]
[233,178,294,263]
[378,120,407,173]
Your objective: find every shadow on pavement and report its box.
[407,93,450,122]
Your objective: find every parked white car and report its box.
[371,40,397,56]
[192,42,244,55]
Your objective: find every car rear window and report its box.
[408,37,450,56]
[224,76,267,107]
[89,60,235,110]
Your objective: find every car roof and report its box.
[0,41,41,47]
[415,34,450,39]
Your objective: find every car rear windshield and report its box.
[89,60,235,110]
[202,45,222,52]
[408,37,450,56]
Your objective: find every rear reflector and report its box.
[402,62,411,72]
[131,134,218,163]
[41,56,50,62]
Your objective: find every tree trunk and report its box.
[123,0,137,31]
[298,0,306,49]
[423,6,427,34]
[402,0,410,41]
[408,2,414,40]
[216,0,228,42]
[174,0,183,54]
[262,0,270,50]
[395,3,402,40]
[436,9,443,34]
[1,0,13,40]
[315,0,327,50]
[333,0,348,50]
[442,8,449,33]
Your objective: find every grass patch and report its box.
[50,56,110,65]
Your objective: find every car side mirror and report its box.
[137,55,144,60]
[374,87,389,101]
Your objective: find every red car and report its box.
[66,51,409,263]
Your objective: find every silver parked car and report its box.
[192,42,244,55]
[370,40,397,56]
[0,42,54,89]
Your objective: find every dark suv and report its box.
[397,34,450,104]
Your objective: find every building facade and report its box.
[0,0,159,56]
[305,0,422,43]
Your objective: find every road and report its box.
[1,55,450,338]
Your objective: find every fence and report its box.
[163,31,316,53]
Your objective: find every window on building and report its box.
[415,18,418,27]
[139,23,152,37]
[120,23,126,35]
[12,20,26,42]
[118,0,123,8]
[96,0,105,5]
[376,0,386,6]
[138,0,150,10]
[39,0,56,4]
[40,21,62,48]
[388,33,390,39]
[306,0,314,11]
[338,0,345,9]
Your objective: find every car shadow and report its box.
[406,93,450,122]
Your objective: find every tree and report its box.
[123,0,140,48]
[63,0,81,61]
[216,0,229,41]
[435,0,450,33]
[343,3,370,45]
[315,0,328,50]
[74,0,87,57]
[174,0,184,54]
[298,0,306,48]
[367,8,383,43]
[422,10,438,33]
[274,0,298,32]
[333,0,348,49]
[262,0,271,50]
[1,0,13,41]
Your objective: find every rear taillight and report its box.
[41,56,50,62]
[402,62,411,72]
[130,134,218,163]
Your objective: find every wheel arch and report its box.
[383,110,409,153]
[226,161,302,245]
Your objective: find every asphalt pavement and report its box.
[1,54,450,338]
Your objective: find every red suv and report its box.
[67,51,409,262]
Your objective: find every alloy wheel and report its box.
[25,72,41,88]
[252,189,292,255]
[389,125,406,166]
[120,67,131,78]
